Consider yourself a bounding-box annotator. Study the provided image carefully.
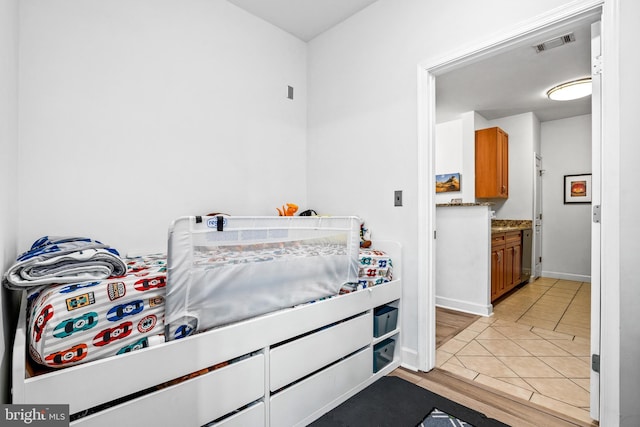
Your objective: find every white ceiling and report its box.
[228,1,597,123]
[228,0,378,42]
[435,19,596,123]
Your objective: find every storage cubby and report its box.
[372,299,400,374]
[373,303,398,338]
[373,338,396,372]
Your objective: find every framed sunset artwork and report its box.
[564,174,592,204]
[435,173,461,193]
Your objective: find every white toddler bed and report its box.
[12,217,402,427]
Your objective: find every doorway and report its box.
[416,1,606,422]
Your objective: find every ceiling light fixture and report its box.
[546,77,592,101]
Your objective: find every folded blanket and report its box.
[3,236,127,290]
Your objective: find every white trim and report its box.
[435,299,493,317]
[416,0,617,423]
[419,0,604,74]
[598,0,620,424]
[540,271,591,282]
[416,65,436,371]
[589,19,602,421]
[399,346,420,373]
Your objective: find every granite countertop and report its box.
[436,202,494,207]
[491,219,533,232]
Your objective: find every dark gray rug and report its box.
[309,376,510,427]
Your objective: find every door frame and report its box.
[533,153,542,280]
[589,19,602,421]
[416,0,620,423]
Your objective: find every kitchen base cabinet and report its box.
[491,230,522,302]
[491,234,505,301]
[505,232,522,292]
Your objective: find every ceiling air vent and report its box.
[534,33,576,53]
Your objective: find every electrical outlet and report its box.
[394,190,403,207]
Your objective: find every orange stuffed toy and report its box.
[277,203,298,216]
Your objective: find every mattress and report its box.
[357,248,394,287]
[27,254,167,368]
[165,216,361,340]
[339,248,394,293]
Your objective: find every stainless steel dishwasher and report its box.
[521,228,533,283]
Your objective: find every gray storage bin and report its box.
[373,305,398,337]
[373,338,396,372]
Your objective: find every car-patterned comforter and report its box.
[27,254,166,369]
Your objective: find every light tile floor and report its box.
[436,277,592,424]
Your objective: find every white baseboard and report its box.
[400,346,419,372]
[435,296,493,317]
[540,271,591,282]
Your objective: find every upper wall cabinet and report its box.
[475,127,509,199]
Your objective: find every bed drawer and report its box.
[71,353,265,427]
[270,312,372,391]
[209,401,265,427]
[270,347,372,427]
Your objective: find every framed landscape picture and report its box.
[564,173,592,204]
[435,173,461,193]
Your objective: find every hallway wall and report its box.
[541,114,592,280]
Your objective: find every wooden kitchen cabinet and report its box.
[491,233,506,301]
[491,230,522,302]
[505,232,522,291]
[476,127,509,199]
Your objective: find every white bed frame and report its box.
[12,241,402,427]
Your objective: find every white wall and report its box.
[435,111,539,213]
[18,0,308,255]
[474,111,491,131]
[435,205,492,316]
[305,0,592,365]
[488,112,539,220]
[540,115,591,280]
[0,0,19,404]
[435,112,476,203]
[435,119,464,201]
